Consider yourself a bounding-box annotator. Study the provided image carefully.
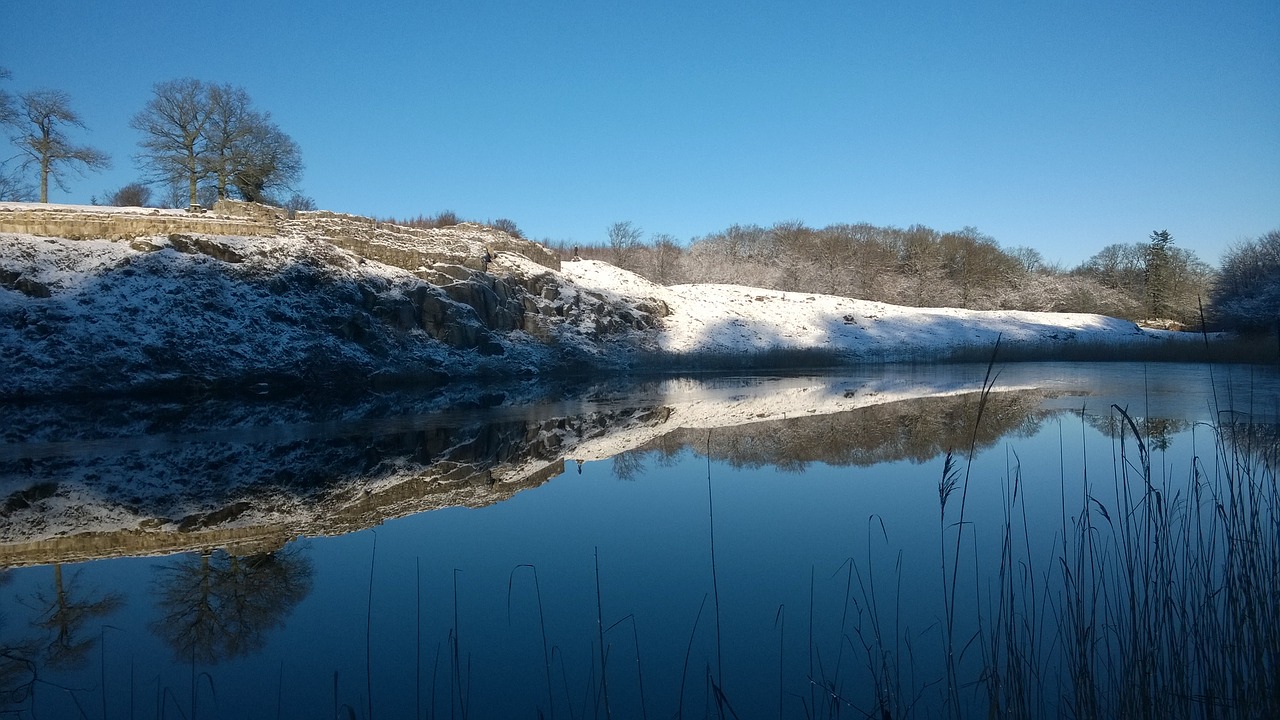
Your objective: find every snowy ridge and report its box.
[560,259,1177,359]
[0,204,1200,400]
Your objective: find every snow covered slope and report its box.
[560,259,1186,360]
[0,205,1199,399]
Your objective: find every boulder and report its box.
[167,234,246,263]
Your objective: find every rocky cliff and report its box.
[0,202,666,399]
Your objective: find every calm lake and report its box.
[1,362,1277,719]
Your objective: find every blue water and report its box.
[0,363,1275,718]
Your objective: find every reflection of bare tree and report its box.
[642,391,1058,471]
[0,645,37,710]
[151,547,312,663]
[1084,413,1191,452]
[612,450,646,480]
[27,564,123,669]
[1,588,38,712]
[1217,416,1279,470]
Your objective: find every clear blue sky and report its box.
[4,0,1277,266]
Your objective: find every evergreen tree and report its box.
[1144,229,1174,318]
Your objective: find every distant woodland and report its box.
[558,221,1278,333]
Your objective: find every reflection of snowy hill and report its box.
[0,373,1037,566]
[3,363,1273,567]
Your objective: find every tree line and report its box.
[565,220,1275,333]
[0,69,309,210]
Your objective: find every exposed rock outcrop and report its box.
[0,202,667,398]
[287,212,561,272]
[0,390,677,567]
[0,202,277,239]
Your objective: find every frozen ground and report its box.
[560,259,1183,360]
[0,206,1198,401]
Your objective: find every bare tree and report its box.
[1078,243,1146,295]
[27,564,123,669]
[132,78,212,208]
[133,78,303,209]
[281,192,317,217]
[151,548,313,664]
[204,83,256,200]
[205,83,303,204]
[490,217,523,238]
[0,67,15,129]
[1075,238,1210,324]
[895,224,947,306]
[95,181,152,207]
[1209,229,1280,331]
[770,219,815,290]
[5,89,110,203]
[938,227,1020,308]
[0,69,34,201]
[608,220,643,270]
[228,120,302,203]
[648,232,683,285]
[1009,245,1046,274]
[0,166,36,201]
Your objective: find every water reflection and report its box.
[0,364,1275,718]
[25,564,122,669]
[0,564,122,711]
[2,370,1049,567]
[152,548,312,663]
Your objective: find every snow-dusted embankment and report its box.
[560,260,1187,361]
[1,203,1202,399]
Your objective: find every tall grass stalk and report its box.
[837,516,922,719]
[706,430,725,694]
[415,558,420,720]
[107,358,1275,719]
[603,614,648,720]
[450,568,468,720]
[1051,399,1278,717]
[774,604,784,720]
[939,335,1001,716]
[593,548,612,720]
[676,593,708,720]
[927,354,1278,719]
[508,564,555,719]
[974,376,1279,718]
[365,531,376,720]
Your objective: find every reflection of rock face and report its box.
[0,211,667,398]
[0,386,678,567]
[0,376,1065,568]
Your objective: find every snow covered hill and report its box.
[559,259,1187,360]
[0,202,1196,398]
